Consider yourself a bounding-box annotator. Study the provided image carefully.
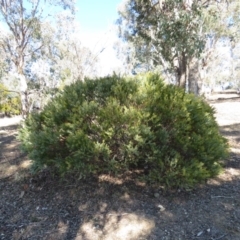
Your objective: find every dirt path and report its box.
[0,99,240,240]
[211,101,240,126]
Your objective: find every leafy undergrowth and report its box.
[0,97,240,240]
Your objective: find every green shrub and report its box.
[18,74,229,188]
[0,83,21,116]
[138,74,229,187]
[19,76,144,177]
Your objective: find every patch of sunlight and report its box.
[207,179,222,186]
[119,192,134,204]
[4,143,20,150]
[0,129,8,133]
[0,116,22,127]
[78,203,88,212]
[231,147,240,154]
[0,160,32,180]
[99,202,108,212]
[135,180,146,187]
[224,168,240,177]
[208,167,240,185]
[120,192,131,201]
[20,160,32,169]
[6,165,18,174]
[78,213,155,240]
[98,172,146,187]
[98,174,123,185]
[57,220,68,235]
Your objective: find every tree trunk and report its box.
[177,52,187,90]
[178,70,187,89]
[188,59,202,95]
[16,54,30,117]
[18,73,29,117]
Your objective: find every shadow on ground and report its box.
[0,122,240,240]
[220,123,240,139]
[220,123,240,165]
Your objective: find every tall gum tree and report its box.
[0,0,75,116]
[198,0,240,93]
[117,0,236,93]
[117,0,205,89]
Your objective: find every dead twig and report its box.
[211,196,233,199]
[107,213,129,216]
[211,234,227,240]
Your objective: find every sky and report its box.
[75,0,124,76]
[76,0,122,33]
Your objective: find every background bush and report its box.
[0,83,21,116]
[19,74,229,188]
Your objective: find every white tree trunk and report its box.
[18,74,29,117]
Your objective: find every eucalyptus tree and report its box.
[117,0,206,89]
[0,0,75,116]
[55,21,99,86]
[117,0,238,93]
[199,0,240,92]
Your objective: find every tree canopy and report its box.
[117,0,240,93]
[0,0,98,115]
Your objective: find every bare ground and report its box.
[0,97,240,240]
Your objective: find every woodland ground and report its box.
[0,94,240,240]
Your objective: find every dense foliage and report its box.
[19,74,229,188]
[0,83,21,116]
[139,75,229,187]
